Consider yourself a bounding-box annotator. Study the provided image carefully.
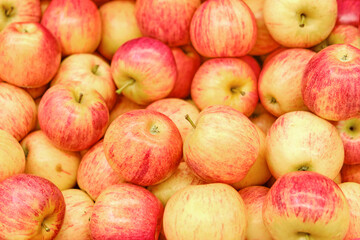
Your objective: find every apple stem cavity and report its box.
[4,6,14,17]
[185,114,196,129]
[42,222,50,232]
[231,87,245,96]
[91,64,100,75]
[116,79,135,95]
[270,97,277,104]
[299,13,306,28]
[297,232,310,240]
[298,166,309,171]
[77,93,84,104]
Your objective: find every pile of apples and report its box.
[0,0,359,239]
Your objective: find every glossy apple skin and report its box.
[111,37,177,105]
[104,109,183,186]
[0,22,61,88]
[0,130,25,182]
[191,58,258,117]
[342,164,360,183]
[41,0,102,56]
[0,0,41,32]
[163,183,247,240]
[184,105,260,183]
[259,48,315,117]
[336,0,360,27]
[77,140,125,201]
[263,171,350,239]
[38,84,109,152]
[249,103,277,134]
[109,95,145,126]
[302,44,360,121]
[0,82,37,141]
[190,0,257,57]
[90,183,164,240]
[0,174,66,239]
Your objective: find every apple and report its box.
[238,186,272,240]
[135,0,201,47]
[336,0,360,27]
[243,0,280,56]
[266,111,344,180]
[25,84,49,99]
[109,95,145,126]
[38,84,109,152]
[263,0,337,48]
[191,58,258,117]
[104,109,183,186]
[190,0,257,57]
[239,55,261,79]
[0,0,41,32]
[184,105,260,183]
[262,46,287,67]
[0,82,37,141]
[98,0,142,60]
[163,183,247,240]
[146,98,200,142]
[263,171,350,239]
[167,45,201,99]
[55,189,94,240]
[249,102,277,134]
[0,174,65,239]
[50,53,117,111]
[342,164,360,184]
[90,183,163,240]
[258,48,315,117]
[302,44,360,121]
[41,0,102,56]
[0,22,61,88]
[111,37,177,105]
[21,130,81,190]
[0,129,25,182]
[77,140,125,201]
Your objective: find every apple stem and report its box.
[299,13,306,27]
[185,114,196,129]
[42,222,50,232]
[4,6,14,17]
[78,93,84,104]
[298,166,309,171]
[116,79,135,95]
[231,87,245,96]
[91,64,100,75]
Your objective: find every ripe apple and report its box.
[184,105,260,183]
[249,103,277,134]
[25,84,49,99]
[41,0,102,56]
[190,0,257,57]
[191,58,258,117]
[263,0,337,48]
[258,48,315,117]
[0,174,65,239]
[111,37,177,105]
[135,0,201,47]
[263,171,350,239]
[77,140,125,201]
[0,22,61,88]
[104,109,183,186]
[0,0,41,32]
[21,130,81,190]
[302,44,360,121]
[336,0,360,26]
[0,129,25,182]
[163,183,247,240]
[50,53,117,111]
[239,55,261,79]
[38,84,109,152]
[98,0,142,60]
[0,82,37,141]
[90,183,163,240]
[109,95,145,126]
[342,164,360,183]
[55,189,94,240]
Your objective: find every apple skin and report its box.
[38,84,109,152]
[21,130,81,190]
[98,0,142,60]
[190,0,257,58]
[239,55,261,79]
[25,84,49,99]
[302,44,360,121]
[0,22,61,88]
[0,174,66,239]
[191,58,258,117]
[184,105,260,184]
[111,37,177,105]
[41,0,102,56]
[263,171,350,239]
[55,189,94,240]
[263,0,337,48]
[262,46,288,67]
[341,164,360,183]
[40,0,51,16]
[266,111,344,180]
[0,129,25,182]
[104,109,183,186]
[77,140,125,201]
[109,95,145,126]
[238,186,272,240]
[135,0,201,47]
[90,183,164,240]
[0,82,37,141]
[336,0,360,27]
[249,102,277,134]
[163,183,247,240]
[0,0,41,32]
[258,48,315,117]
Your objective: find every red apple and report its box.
[336,0,360,27]
[109,95,145,126]
[239,55,261,79]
